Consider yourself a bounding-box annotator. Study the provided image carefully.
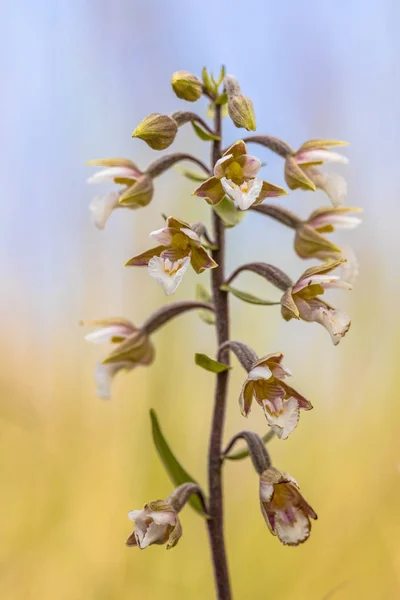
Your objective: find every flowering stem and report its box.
[206,102,232,600]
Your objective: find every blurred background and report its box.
[1,0,399,598]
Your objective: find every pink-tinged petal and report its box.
[87,166,138,184]
[85,324,133,344]
[192,177,225,205]
[264,396,300,440]
[149,227,175,245]
[214,154,233,178]
[297,139,348,152]
[148,255,191,296]
[148,511,176,526]
[308,207,362,231]
[128,509,144,521]
[180,227,201,243]
[295,149,348,165]
[274,508,311,546]
[239,154,262,178]
[160,247,188,261]
[87,157,142,176]
[293,274,341,294]
[89,192,121,230]
[248,365,273,381]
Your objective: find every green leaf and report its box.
[191,121,221,142]
[216,65,226,86]
[195,353,231,373]
[213,196,245,228]
[220,284,280,306]
[215,92,228,105]
[174,165,208,183]
[225,431,275,461]
[195,284,216,325]
[150,409,204,515]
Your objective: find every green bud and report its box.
[224,75,256,131]
[171,71,203,102]
[132,113,178,150]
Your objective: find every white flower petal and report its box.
[264,397,300,440]
[89,192,120,229]
[214,154,233,178]
[259,481,275,502]
[140,522,167,549]
[180,227,201,243]
[221,177,263,210]
[128,510,144,521]
[314,171,347,206]
[149,227,174,245]
[274,508,310,545]
[148,255,191,296]
[248,366,273,381]
[94,361,131,400]
[340,245,359,285]
[148,511,176,526]
[85,325,132,344]
[87,166,137,184]
[296,149,348,165]
[241,155,262,178]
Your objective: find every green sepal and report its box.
[196,285,216,325]
[220,284,280,306]
[150,409,205,515]
[194,353,231,373]
[213,196,245,228]
[191,121,221,142]
[225,431,275,461]
[174,165,208,183]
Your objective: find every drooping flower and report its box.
[260,467,317,546]
[295,206,362,261]
[87,158,153,228]
[82,318,154,398]
[126,500,182,550]
[193,140,287,209]
[284,139,348,206]
[239,353,312,439]
[281,260,351,345]
[125,217,217,295]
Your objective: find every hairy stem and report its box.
[206,103,232,599]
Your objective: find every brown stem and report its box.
[206,103,232,600]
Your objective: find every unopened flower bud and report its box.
[224,75,256,131]
[132,113,178,150]
[171,71,203,102]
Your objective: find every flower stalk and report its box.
[206,101,232,600]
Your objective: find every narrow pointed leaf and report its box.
[213,196,245,228]
[195,353,231,373]
[225,431,275,461]
[196,284,216,325]
[191,121,221,142]
[175,165,208,182]
[150,409,204,515]
[220,284,280,306]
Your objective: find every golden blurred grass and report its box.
[1,271,399,600]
